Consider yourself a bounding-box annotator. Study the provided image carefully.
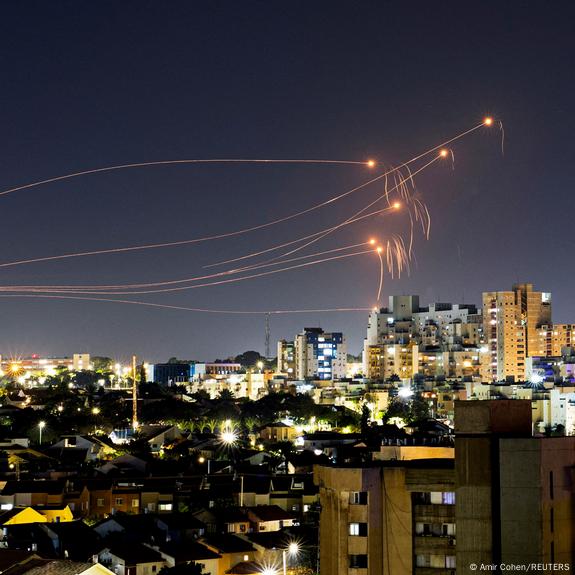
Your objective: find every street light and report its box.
[38,421,46,444]
[282,542,300,575]
[220,429,238,445]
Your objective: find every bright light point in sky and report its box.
[369,238,376,245]
[393,202,401,209]
[376,246,383,253]
[439,149,448,157]
[484,117,493,126]
[367,159,376,168]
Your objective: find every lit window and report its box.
[350,491,368,505]
[349,522,367,536]
[442,492,455,505]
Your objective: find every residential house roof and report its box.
[1,480,64,496]
[108,543,164,564]
[159,541,221,562]
[225,560,262,574]
[202,534,256,554]
[245,505,294,522]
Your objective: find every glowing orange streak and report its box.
[3,241,371,290]
[0,122,489,270]
[0,249,373,295]
[376,249,384,302]
[0,158,370,199]
[0,294,372,314]
[205,205,396,269]
[273,155,441,261]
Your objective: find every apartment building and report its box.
[315,458,456,575]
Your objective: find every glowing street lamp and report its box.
[282,542,300,575]
[221,430,238,445]
[38,421,46,444]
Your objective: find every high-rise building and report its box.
[363,295,482,381]
[537,324,575,357]
[482,290,526,381]
[277,339,295,375]
[315,400,575,574]
[482,284,551,381]
[513,283,552,357]
[294,327,346,380]
[455,400,575,571]
[315,459,456,575]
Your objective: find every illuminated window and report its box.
[350,491,368,505]
[442,492,455,505]
[349,522,367,536]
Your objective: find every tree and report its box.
[408,395,431,423]
[92,357,113,372]
[233,350,263,368]
[360,404,371,433]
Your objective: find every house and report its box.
[0,480,66,509]
[100,543,165,575]
[302,431,361,457]
[93,514,162,545]
[244,506,295,532]
[110,483,142,515]
[140,478,175,513]
[50,435,117,462]
[98,454,148,476]
[286,450,330,474]
[157,540,221,575]
[201,534,256,575]
[193,508,250,535]
[258,422,297,443]
[137,425,184,453]
[268,475,318,514]
[0,505,74,526]
[155,513,206,542]
[39,520,104,560]
[0,435,31,449]
[0,507,49,526]
[3,520,103,560]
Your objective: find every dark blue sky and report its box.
[0,1,574,361]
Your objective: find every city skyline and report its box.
[1,1,574,359]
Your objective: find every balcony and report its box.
[413,504,455,522]
[414,535,456,554]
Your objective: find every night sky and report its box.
[1,1,574,362]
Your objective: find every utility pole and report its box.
[132,355,138,429]
[265,312,271,359]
